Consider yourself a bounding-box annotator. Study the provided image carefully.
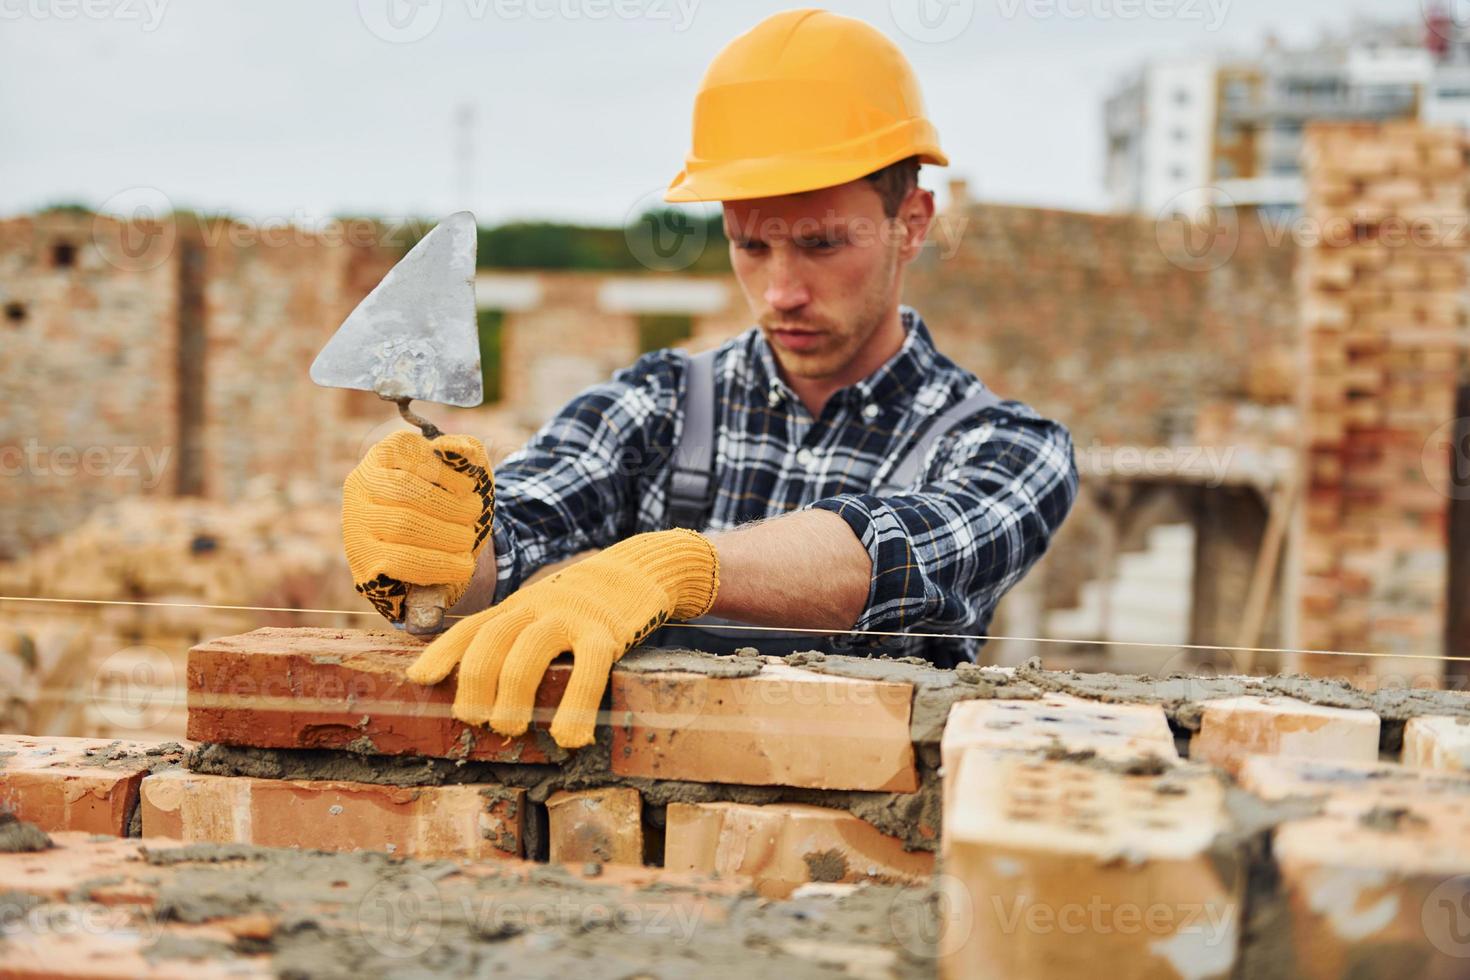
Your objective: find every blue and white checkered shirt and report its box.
[489,307,1079,666]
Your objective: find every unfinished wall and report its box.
[1295,121,1470,685]
[7,627,1470,976]
[0,212,400,560]
[905,202,1300,448]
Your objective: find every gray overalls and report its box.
[643,348,1000,661]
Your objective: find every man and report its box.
[341,8,1079,751]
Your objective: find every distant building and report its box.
[1106,17,1470,215]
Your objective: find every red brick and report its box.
[1402,715,1470,772]
[941,695,1178,813]
[187,627,569,763]
[1240,755,1470,817]
[1274,805,1470,979]
[0,735,182,836]
[663,801,932,899]
[610,662,917,792]
[941,752,1241,980]
[546,786,643,866]
[1191,696,1380,776]
[139,769,524,860]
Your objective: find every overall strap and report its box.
[667,349,719,530]
[875,389,1003,495]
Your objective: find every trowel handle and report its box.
[404,584,451,636]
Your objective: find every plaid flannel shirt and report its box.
[489,306,1079,665]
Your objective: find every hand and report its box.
[342,430,494,624]
[406,529,719,749]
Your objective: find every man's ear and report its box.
[896,187,936,262]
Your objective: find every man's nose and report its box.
[763,251,811,312]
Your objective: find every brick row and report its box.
[139,769,524,860]
[663,800,933,898]
[0,735,185,837]
[188,628,919,793]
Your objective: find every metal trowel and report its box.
[310,211,483,635]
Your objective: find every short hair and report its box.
[863,156,921,218]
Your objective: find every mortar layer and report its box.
[105,841,939,978]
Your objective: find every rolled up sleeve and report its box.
[809,407,1078,640]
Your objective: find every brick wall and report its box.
[905,202,1299,448]
[5,626,1470,975]
[1294,121,1469,684]
[0,212,400,560]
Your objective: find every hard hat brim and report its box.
[664,139,948,204]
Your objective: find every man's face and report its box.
[724,179,925,381]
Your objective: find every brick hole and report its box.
[3,302,24,325]
[51,240,77,268]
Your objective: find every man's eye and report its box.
[798,238,841,251]
[735,241,767,252]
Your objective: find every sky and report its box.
[0,0,1435,226]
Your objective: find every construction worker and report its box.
[342,9,1079,750]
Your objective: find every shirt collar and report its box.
[749,305,939,412]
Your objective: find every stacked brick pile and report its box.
[0,488,359,741]
[1296,121,1470,684]
[6,626,1470,976]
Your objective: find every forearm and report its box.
[705,510,871,630]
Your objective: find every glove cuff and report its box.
[608,529,720,620]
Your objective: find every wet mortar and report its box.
[75,841,944,978]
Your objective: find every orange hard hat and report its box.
[664,8,947,203]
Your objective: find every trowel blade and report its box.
[310,211,483,408]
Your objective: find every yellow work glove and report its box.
[406,528,719,749]
[342,430,494,624]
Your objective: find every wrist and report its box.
[613,529,719,619]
